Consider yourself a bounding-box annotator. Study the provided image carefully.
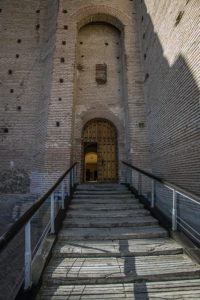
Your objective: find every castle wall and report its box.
[42,0,150,187]
[136,0,200,194]
[0,0,58,193]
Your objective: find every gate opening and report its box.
[82,119,118,183]
[84,143,98,182]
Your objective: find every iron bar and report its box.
[24,221,32,290]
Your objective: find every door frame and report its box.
[81,118,118,183]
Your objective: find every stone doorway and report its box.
[82,119,118,183]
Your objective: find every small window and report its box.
[96,64,107,84]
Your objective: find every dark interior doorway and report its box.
[84,142,98,182]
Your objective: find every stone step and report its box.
[66,209,150,218]
[42,254,200,285]
[37,183,200,299]
[72,198,138,205]
[37,279,200,299]
[53,238,183,258]
[63,216,157,228]
[73,194,135,199]
[76,184,126,190]
[68,203,143,211]
[74,191,131,195]
[58,226,168,240]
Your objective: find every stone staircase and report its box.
[37,184,200,299]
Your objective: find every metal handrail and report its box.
[0,162,77,253]
[122,161,200,203]
[122,161,200,238]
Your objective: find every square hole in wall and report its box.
[139,122,145,128]
[96,64,107,84]
[77,64,84,71]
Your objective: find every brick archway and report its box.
[70,9,130,183]
[71,5,131,31]
[73,107,126,183]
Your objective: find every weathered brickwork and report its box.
[73,23,126,179]
[41,0,150,188]
[136,0,200,195]
[0,0,58,193]
[0,0,199,195]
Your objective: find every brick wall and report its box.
[0,0,58,193]
[3,0,198,194]
[42,0,150,188]
[73,22,126,180]
[136,0,200,195]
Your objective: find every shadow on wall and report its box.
[139,1,200,196]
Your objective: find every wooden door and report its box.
[82,119,118,182]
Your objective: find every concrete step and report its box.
[66,209,150,218]
[76,184,127,190]
[37,183,200,299]
[68,203,143,211]
[58,226,168,240]
[72,198,138,205]
[42,254,200,285]
[73,195,136,199]
[53,238,183,258]
[37,279,200,299]
[63,216,157,228]
[74,191,131,195]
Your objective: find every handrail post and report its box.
[69,170,73,197]
[172,189,177,231]
[67,175,70,199]
[128,168,132,186]
[72,169,74,187]
[124,166,127,184]
[73,165,76,186]
[138,173,142,195]
[24,220,32,290]
[70,169,73,196]
[50,193,55,234]
[151,180,155,208]
[61,181,65,210]
[131,170,134,188]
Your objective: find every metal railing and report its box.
[122,161,200,244]
[0,162,77,292]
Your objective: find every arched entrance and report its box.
[82,119,118,183]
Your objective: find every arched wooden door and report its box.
[82,119,118,182]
